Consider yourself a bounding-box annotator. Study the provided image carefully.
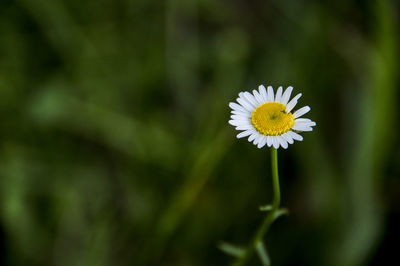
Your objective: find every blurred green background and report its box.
[0,0,399,265]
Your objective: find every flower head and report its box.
[229,85,316,149]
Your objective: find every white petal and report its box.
[266,136,273,147]
[275,86,283,102]
[281,132,294,144]
[237,130,253,138]
[294,119,316,128]
[300,127,313,131]
[287,131,303,141]
[293,123,315,131]
[248,133,256,142]
[292,124,307,131]
[252,90,264,105]
[308,122,316,127]
[229,102,247,113]
[230,114,250,121]
[231,110,251,117]
[237,98,254,112]
[229,119,249,127]
[267,86,274,102]
[277,136,288,149]
[292,120,314,131]
[293,106,311,118]
[231,120,251,125]
[248,132,261,143]
[258,85,268,102]
[285,93,302,113]
[257,136,268,148]
[253,135,263,145]
[281,86,293,106]
[239,93,256,109]
[294,118,312,123]
[272,136,280,149]
[236,124,254,130]
[243,92,258,108]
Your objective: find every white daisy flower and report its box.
[228,85,316,149]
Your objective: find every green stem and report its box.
[271,148,280,210]
[233,148,284,266]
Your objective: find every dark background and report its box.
[0,0,399,265]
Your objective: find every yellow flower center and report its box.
[251,102,294,136]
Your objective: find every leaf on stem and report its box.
[255,241,271,266]
[218,241,245,258]
[273,208,289,219]
[259,204,273,211]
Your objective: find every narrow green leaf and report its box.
[273,208,289,219]
[259,205,273,211]
[255,241,270,266]
[218,241,245,258]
